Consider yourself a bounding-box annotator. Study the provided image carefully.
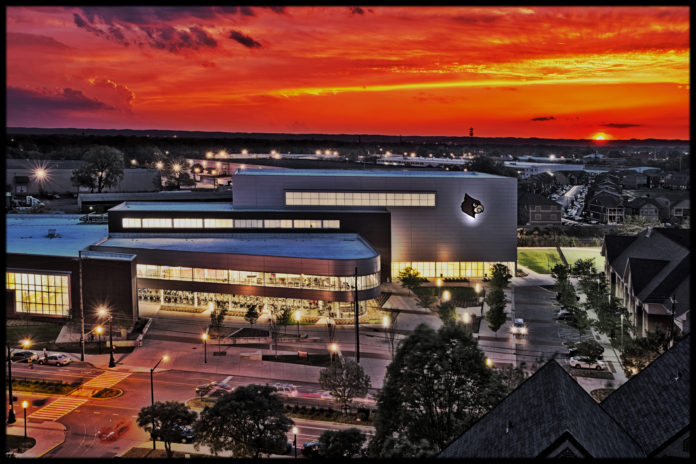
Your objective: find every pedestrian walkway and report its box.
[27,397,88,422]
[7,419,66,457]
[82,371,131,389]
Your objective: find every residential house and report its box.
[602,228,690,338]
[670,196,690,224]
[663,171,690,190]
[586,173,624,224]
[518,191,562,226]
[626,197,668,222]
[439,336,690,458]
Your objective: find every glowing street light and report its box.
[485,358,494,368]
[35,168,46,180]
[442,290,451,302]
[155,161,164,170]
[95,325,104,354]
[98,306,116,367]
[131,159,138,166]
[463,312,471,324]
[22,401,29,443]
[21,339,31,349]
[294,311,301,339]
[172,163,181,173]
[292,426,298,458]
[206,151,213,158]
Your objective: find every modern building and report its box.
[6,168,517,324]
[602,228,690,338]
[231,169,517,279]
[439,336,690,458]
[503,161,584,179]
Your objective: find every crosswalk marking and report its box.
[83,371,131,389]
[28,397,87,421]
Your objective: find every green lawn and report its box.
[6,322,64,346]
[560,248,605,271]
[517,248,563,274]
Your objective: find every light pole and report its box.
[99,307,116,368]
[437,275,442,299]
[485,357,494,368]
[202,332,208,364]
[292,426,298,458]
[382,315,389,345]
[7,344,16,424]
[150,355,169,450]
[442,290,451,303]
[294,310,301,339]
[463,312,471,332]
[95,325,103,354]
[22,401,28,444]
[329,343,339,365]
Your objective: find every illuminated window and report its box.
[322,220,340,229]
[437,262,460,278]
[173,218,203,228]
[122,218,141,228]
[234,219,263,228]
[142,218,172,228]
[285,191,435,207]
[204,219,234,228]
[280,219,293,228]
[6,271,70,316]
[264,219,281,228]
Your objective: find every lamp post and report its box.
[22,401,28,444]
[442,290,451,303]
[294,310,301,339]
[99,307,116,368]
[202,332,208,364]
[382,315,389,345]
[329,343,339,365]
[150,355,169,450]
[7,344,16,424]
[485,357,494,368]
[95,325,103,354]
[292,426,298,458]
[463,312,472,332]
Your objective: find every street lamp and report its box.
[7,343,18,424]
[292,426,298,458]
[22,401,28,444]
[382,315,389,344]
[99,307,116,368]
[155,161,164,170]
[95,325,104,354]
[436,275,442,299]
[150,355,169,450]
[294,310,301,339]
[329,343,339,364]
[485,358,494,368]
[442,290,451,302]
[202,332,208,364]
[463,311,472,328]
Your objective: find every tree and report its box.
[618,216,662,236]
[397,266,424,296]
[571,258,596,277]
[193,384,293,458]
[489,263,512,289]
[209,304,228,353]
[71,145,125,193]
[484,287,507,336]
[575,339,604,363]
[245,304,259,328]
[555,280,578,310]
[318,428,367,458]
[137,401,196,458]
[318,359,371,414]
[414,289,437,311]
[551,263,570,283]
[276,306,292,336]
[435,301,457,325]
[162,157,195,189]
[370,324,506,457]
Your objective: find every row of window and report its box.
[391,261,516,279]
[136,264,381,291]
[122,218,340,229]
[6,272,71,316]
[285,191,436,207]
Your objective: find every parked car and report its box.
[556,309,572,320]
[208,383,235,398]
[569,356,606,370]
[274,383,299,397]
[301,441,323,458]
[39,354,71,366]
[151,424,195,443]
[511,318,527,337]
[11,351,38,363]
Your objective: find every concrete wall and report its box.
[232,172,518,265]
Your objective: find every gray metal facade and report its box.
[232,170,517,265]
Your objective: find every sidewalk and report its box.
[6,419,66,458]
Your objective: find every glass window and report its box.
[234,219,263,228]
[142,218,172,228]
[204,218,234,228]
[122,218,142,228]
[6,271,71,316]
[173,218,203,228]
[285,191,436,207]
[323,220,340,229]
[280,219,293,228]
[264,219,281,228]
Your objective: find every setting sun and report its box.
[592,133,610,141]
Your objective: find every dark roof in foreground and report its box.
[601,335,690,456]
[438,361,644,458]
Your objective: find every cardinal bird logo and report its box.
[461,194,484,218]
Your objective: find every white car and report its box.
[274,383,298,397]
[569,356,606,370]
[511,318,527,336]
[39,353,71,366]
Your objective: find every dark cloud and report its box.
[531,116,555,121]
[7,87,114,116]
[229,30,262,49]
[77,7,246,25]
[451,14,502,25]
[350,7,365,15]
[601,123,641,128]
[6,32,71,49]
[261,6,286,14]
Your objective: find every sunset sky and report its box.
[6,6,690,139]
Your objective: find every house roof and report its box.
[644,255,690,310]
[518,191,561,207]
[603,235,637,265]
[601,336,691,456]
[438,361,644,458]
[626,197,662,210]
[626,258,669,294]
[653,228,690,249]
[589,194,623,208]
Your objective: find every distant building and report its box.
[663,171,690,190]
[518,191,562,226]
[440,336,690,458]
[503,161,584,179]
[5,159,160,196]
[602,228,690,338]
[586,172,625,224]
[583,152,605,160]
[626,197,668,222]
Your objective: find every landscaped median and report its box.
[9,378,80,396]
